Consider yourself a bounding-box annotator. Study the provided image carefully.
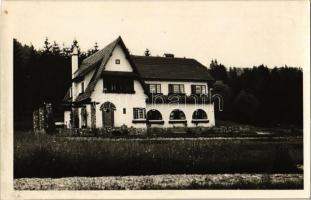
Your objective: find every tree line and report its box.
[13,38,303,129]
[210,60,303,127]
[14,38,99,129]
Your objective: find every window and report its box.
[69,87,72,98]
[168,84,185,94]
[191,85,206,94]
[123,108,126,114]
[81,82,85,93]
[103,78,134,93]
[147,109,162,120]
[133,108,146,119]
[192,109,207,119]
[148,84,161,94]
[115,59,120,64]
[169,109,186,120]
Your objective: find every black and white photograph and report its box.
[0,0,310,199]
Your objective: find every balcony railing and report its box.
[146,94,212,104]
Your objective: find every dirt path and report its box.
[14,173,303,190]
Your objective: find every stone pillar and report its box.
[44,103,54,133]
[38,106,45,131]
[33,103,55,133]
[91,103,96,129]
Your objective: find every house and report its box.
[63,36,215,132]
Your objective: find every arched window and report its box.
[147,109,162,120]
[169,109,186,120]
[100,102,116,111]
[192,109,207,119]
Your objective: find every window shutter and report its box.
[133,108,137,119]
[168,84,173,94]
[202,85,206,94]
[191,85,195,94]
[146,84,150,93]
[157,84,161,93]
[181,85,185,94]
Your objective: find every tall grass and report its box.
[14,132,302,178]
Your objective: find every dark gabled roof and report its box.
[74,36,148,102]
[66,36,214,103]
[131,55,214,81]
[73,38,119,80]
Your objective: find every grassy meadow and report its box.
[14,131,303,178]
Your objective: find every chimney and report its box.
[72,46,78,79]
[164,53,174,58]
[71,46,78,100]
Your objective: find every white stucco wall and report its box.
[145,80,209,95]
[91,79,147,128]
[146,103,215,128]
[104,45,133,72]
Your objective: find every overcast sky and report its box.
[4,1,310,68]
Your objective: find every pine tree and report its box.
[209,59,228,83]
[144,48,150,56]
[52,41,60,56]
[94,42,99,52]
[87,42,100,56]
[43,37,52,54]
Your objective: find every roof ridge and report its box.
[82,37,119,64]
[131,55,209,68]
[131,54,193,60]
[73,37,120,77]
[131,54,214,81]
[75,37,120,102]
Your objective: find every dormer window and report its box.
[115,59,120,64]
[81,82,84,93]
